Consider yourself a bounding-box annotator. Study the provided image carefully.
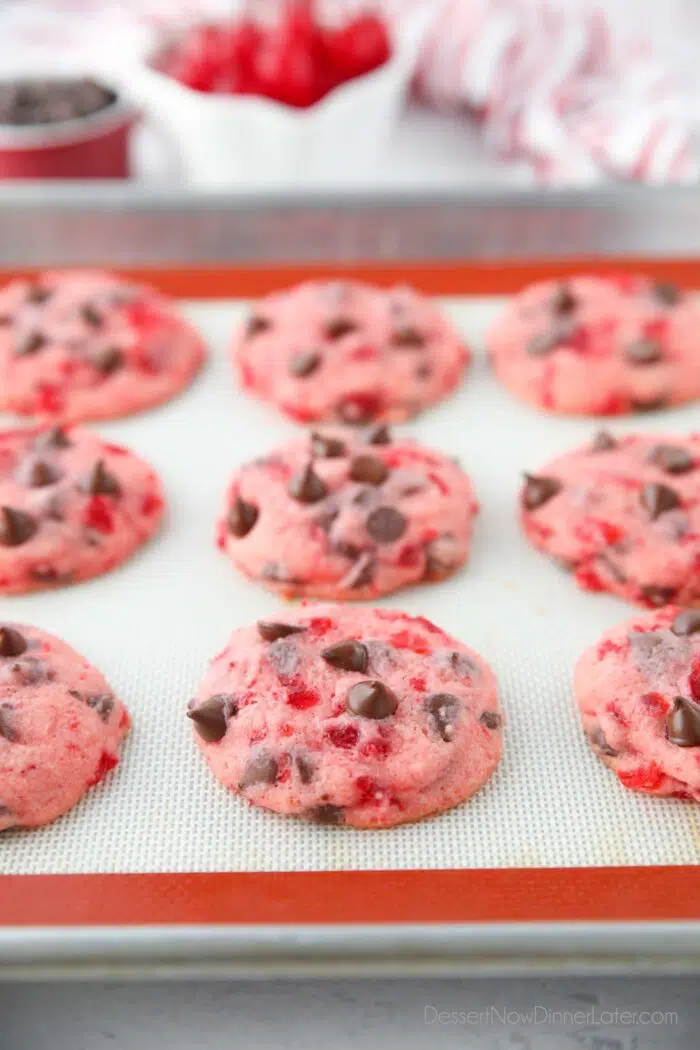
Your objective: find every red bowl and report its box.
[0,98,137,179]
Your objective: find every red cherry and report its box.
[618,763,664,793]
[215,21,262,94]
[322,14,391,83]
[286,686,320,710]
[253,5,322,108]
[35,382,63,415]
[389,630,431,655]
[88,751,118,787]
[82,496,115,535]
[688,656,700,703]
[326,724,359,750]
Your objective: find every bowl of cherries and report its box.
[121,1,413,188]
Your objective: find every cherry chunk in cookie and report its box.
[0,270,205,422]
[233,280,469,424]
[576,607,700,801]
[188,605,502,828]
[217,426,478,600]
[488,274,700,415]
[520,431,700,609]
[0,424,164,594]
[0,622,130,831]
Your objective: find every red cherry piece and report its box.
[409,676,427,692]
[286,686,320,710]
[355,774,384,805]
[596,639,626,659]
[360,737,391,760]
[322,14,391,82]
[88,750,118,787]
[326,723,359,750]
[574,564,606,593]
[640,692,670,717]
[617,763,664,792]
[254,7,321,108]
[35,383,64,415]
[141,492,163,517]
[389,629,431,655]
[82,496,115,534]
[306,616,335,637]
[689,657,700,704]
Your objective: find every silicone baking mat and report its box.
[1,261,700,927]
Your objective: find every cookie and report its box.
[520,431,700,609]
[0,424,164,594]
[217,427,478,600]
[575,606,700,800]
[488,275,700,415]
[189,605,502,828]
[0,270,205,422]
[0,622,130,830]
[233,280,469,424]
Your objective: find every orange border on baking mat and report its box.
[1,257,699,928]
[1,866,700,926]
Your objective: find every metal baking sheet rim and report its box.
[2,922,700,979]
[0,247,699,977]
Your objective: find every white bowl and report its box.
[117,28,416,190]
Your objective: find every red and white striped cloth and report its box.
[387,0,698,184]
[0,0,697,185]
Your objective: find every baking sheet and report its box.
[2,292,700,876]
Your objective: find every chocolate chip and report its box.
[18,458,60,488]
[265,640,300,679]
[294,752,315,784]
[589,726,619,757]
[480,710,501,730]
[85,693,114,721]
[447,650,479,678]
[187,695,231,743]
[0,627,26,658]
[666,696,700,747]
[81,303,103,328]
[26,285,51,305]
[425,693,460,741]
[289,350,321,377]
[391,325,425,348]
[522,474,561,511]
[628,630,666,656]
[337,396,380,424]
[260,562,300,586]
[257,621,306,642]
[671,610,700,636]
[596,552,627,584]
[424,535,461,581]
[366,424,391,446]
[640,584,676,607]
[30,566,71,585]
[322,640,368,673]
[0,705,18,742]
[0,506,36,547]
[625,338,662,365]
[325,317,357,340]
[93,347,124,375]
[228,496,259,537]
[653,282,681,306]
[35,425,70,450]
[415,363,432,380]
[80,459,121,497]
[526,330,561,357]
[310,432,346,459]
[240,751,278,788]
[349,455,388,486]
[591,430,617,452]
[631,396,666,412]
[307,804,344,825]
[640,482,680,520]
[0,315,10,326]
[649,444,694,475]
[551,283,577,314]
[15,330,46,356]
[246,315,271,337]
[365,506,407,544]
[10,657,50,686]
[340,553,375,590]
[347,680,398,719]
[288,462,328,504]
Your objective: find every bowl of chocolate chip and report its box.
[0,77,136,179]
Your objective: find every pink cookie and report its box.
[233,280,469,424]
[189,605,502,829]
[217,426,478,600]
[520,431,700,609]
[0,622,130,830]
[0,270,205,422]
[575,606,700,800]
[0,424,164,595]
[488,275,700,415]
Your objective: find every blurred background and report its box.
[0,0,699,193]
